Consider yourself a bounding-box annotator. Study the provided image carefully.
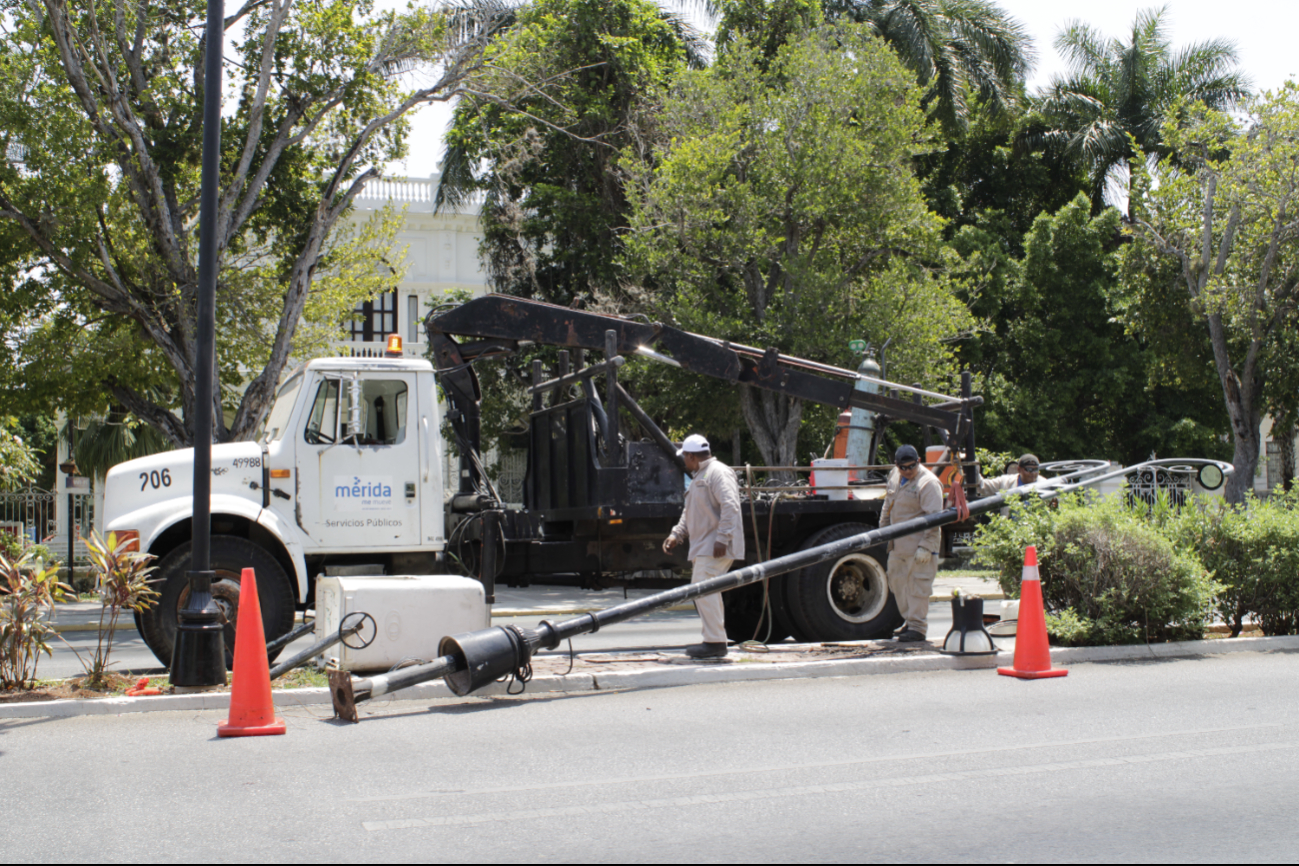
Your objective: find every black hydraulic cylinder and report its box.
[529,356,624,395]
[604,330,620,465]
[615,382,686,471]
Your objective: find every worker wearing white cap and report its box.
[662,434,744,659]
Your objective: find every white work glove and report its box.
[914,547,933,564]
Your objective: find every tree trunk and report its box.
[1204,311,1263,504]
[1225,426,1261,503]
[739,386,803,483]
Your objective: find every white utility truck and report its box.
[103,295,989,666]
[103,356,452,664]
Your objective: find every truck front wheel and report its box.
[781,523,901,641]
[136,535,296,668]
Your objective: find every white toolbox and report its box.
[314,575,489,673]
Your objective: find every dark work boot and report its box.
[686,642,728,659]
[895,630,927,643]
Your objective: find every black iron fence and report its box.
[0,485,94,564]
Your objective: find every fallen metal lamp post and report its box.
[267,612,375,681]
[328,459,1232,721]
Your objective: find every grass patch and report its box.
[270,667,329,689]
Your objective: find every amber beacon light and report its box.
[385,334,403,356]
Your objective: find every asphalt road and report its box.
[3,650,1298,861]
[38,602,966,679]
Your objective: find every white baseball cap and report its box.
[677,434,711,456]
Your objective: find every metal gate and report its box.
[0,486,94,563]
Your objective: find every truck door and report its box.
[296,371,422,550]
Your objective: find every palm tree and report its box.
[1035,5,1250,217]
[825,0,1035,134]
[63,414,173,482]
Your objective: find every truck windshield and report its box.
[263,372,304,441]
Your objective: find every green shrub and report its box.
[0,548,71,688]
[1171,490,1299,636]
[973,494,1219,646]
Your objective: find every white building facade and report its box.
[339,174,490,357]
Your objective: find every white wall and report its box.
[341,174,491,357]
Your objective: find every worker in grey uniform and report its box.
[662,434,745,659]
[975,453,1042,515]
[879,444,944,642]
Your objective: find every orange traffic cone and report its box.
[997,546,1067,680]
[217,568,286,737]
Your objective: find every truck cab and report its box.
[101,356,446,665]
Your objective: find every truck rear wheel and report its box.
[781,523,900,642]
[136,536,296,668]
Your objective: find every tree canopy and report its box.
[954,194,1227,463]
[437,0,700,306]
[1130,85,1299,501]
[0,0,513,446]
[824,0,1034,134]
[625,23,973,467]
[0,417,41,492]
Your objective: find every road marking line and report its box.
[347,723,1281,803]
[360,741,1295,833]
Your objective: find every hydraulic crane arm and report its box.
[426,293,981,445]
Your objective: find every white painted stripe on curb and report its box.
[4,635,1297,720]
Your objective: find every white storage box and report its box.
[314,575,489,673]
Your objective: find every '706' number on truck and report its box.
[140,469,172,491]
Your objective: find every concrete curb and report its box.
[4,633,1297,720]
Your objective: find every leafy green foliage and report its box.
[442,0,692,305]
[65,415,175,484]
[625,23,973,466]
[0,548,71,689]
[823,0,1034,135]
[0,0,477,445]
[918,98,1088,252]
[1170,491,1299,636]
[954,195,1228,463]
[1129,85,1299,501]
[973,493,1219,646]
[78,531,159,690]
[0,416,41,492]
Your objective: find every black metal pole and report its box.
[66,485,74,592]
[266,621,363,681]
[170,0,227,689]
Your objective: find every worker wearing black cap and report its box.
[879,444,944,642]
[976,453,1042,513]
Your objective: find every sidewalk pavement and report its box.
[45,571,1004,632]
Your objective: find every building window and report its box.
[349,290,397,343]
[408,295,420,344]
